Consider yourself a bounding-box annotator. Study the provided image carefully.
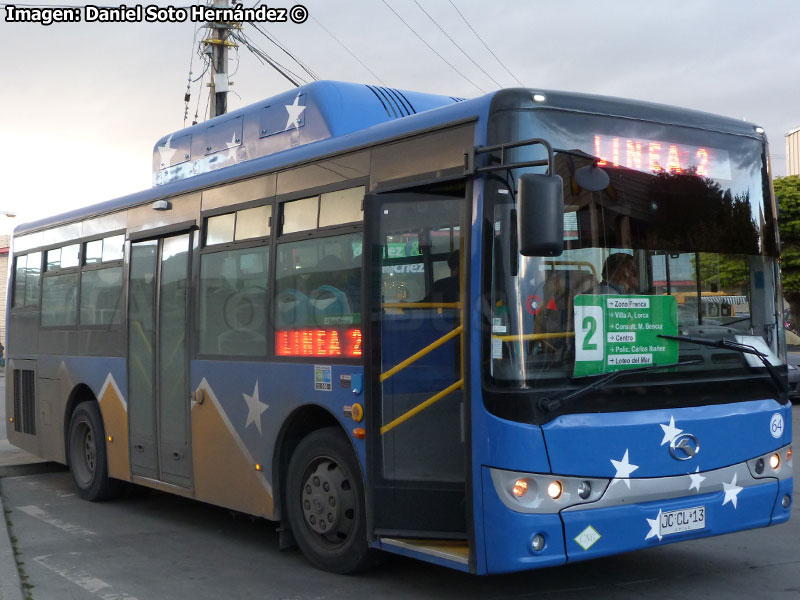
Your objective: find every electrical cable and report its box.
[412,0,503,89]
[447,0,524,87]
[310,14,387,86]
[231,30,305,87]
[381,0,485,94]
[247,22,319,81]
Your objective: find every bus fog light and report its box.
[547,480,563,500]
[512,478,529,498]
[769,453,781,470]
[578,480,592,500]
[531,534,545,551]
[755,458,765,474]
[782,494,791,509]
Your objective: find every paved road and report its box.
[0,403,797,599]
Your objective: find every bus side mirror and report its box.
[517,173,564,257]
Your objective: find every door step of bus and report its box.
[379,537,469,568]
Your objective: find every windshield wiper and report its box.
[658,334,787,394]
[538,359,703,413]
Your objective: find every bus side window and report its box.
[199,246,270,357]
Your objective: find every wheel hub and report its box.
[301,459,353,538]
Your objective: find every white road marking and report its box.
[17,505,96,536]
[35,555,139,600]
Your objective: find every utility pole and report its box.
[206,0,233,118]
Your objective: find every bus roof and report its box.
[15,82,764,237]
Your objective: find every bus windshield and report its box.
[485,110,784,416]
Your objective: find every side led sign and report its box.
[592,135,732,180]
[276,328,362,358]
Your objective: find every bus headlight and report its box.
[546,480,563,500]
[769,453,781,470]
[492,469,609,513]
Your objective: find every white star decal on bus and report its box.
[243,381,269,435]
[284,94,306,131]
[610,449,639,488]
[688,466,706,492]
[659,416,683,446]
[645,509,663,541]
[722,473,743,508]
[225,131,239,163]
[158,134,177,168]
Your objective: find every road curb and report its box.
[0,481,24,600]
[0,463,66,479]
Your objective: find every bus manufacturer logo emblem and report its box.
[669,433,700,461]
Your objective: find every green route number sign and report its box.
[573,295,679,377]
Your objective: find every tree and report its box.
[775,176,800,329]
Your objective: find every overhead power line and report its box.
[381,0,485,94]
[412,0,503,90]
[311,15,387,86]
[247,22,319,82]
[447,0,524,87]
[231,29,308,87]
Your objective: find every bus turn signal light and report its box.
[512,479,529,498]
[352,428,365,439]
[787,448,792,463]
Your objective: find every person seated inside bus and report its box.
[533,269,596,362]
[596,253,639,295]
[424,251,460,303]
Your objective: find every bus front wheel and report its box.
[286,427,376,573]
[67,402,123,501]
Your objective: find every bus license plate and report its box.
[661,506,706,535]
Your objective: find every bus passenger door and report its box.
[365,191,468,540]
[128,232,194,489]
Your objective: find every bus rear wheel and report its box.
[286,427,376,573]
[67,402,123,501]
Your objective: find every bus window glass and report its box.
[102,235,124,262]
[14,255,28,307]
[199,246,269,356]
[282,196,317,234]
[274,233,362,357]
[46,248,61,271]
[23,252,41,307]
[485,110,781,416]
[42,272,79,326]
[61,244,80,269]
[80,267,123,325]
[85,240,103,264]
[319,187,364,227]
[234,205,271,241]
[206,213,235,246]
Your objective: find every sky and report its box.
[1,0,799,234]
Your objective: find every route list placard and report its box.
[573,295,678,377]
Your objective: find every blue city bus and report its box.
[5,81,792,574]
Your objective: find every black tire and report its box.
[67,402,123,501]
[286,427,377,573]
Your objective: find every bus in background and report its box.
[5,81,792,574]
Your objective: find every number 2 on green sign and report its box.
[582,316,597,350]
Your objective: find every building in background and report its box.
[788,126,800,176]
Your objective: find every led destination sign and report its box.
[276,328,363,358]
[592,135,732,180]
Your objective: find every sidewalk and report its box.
[0,440,57,600]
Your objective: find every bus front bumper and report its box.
[481,449,792,574]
